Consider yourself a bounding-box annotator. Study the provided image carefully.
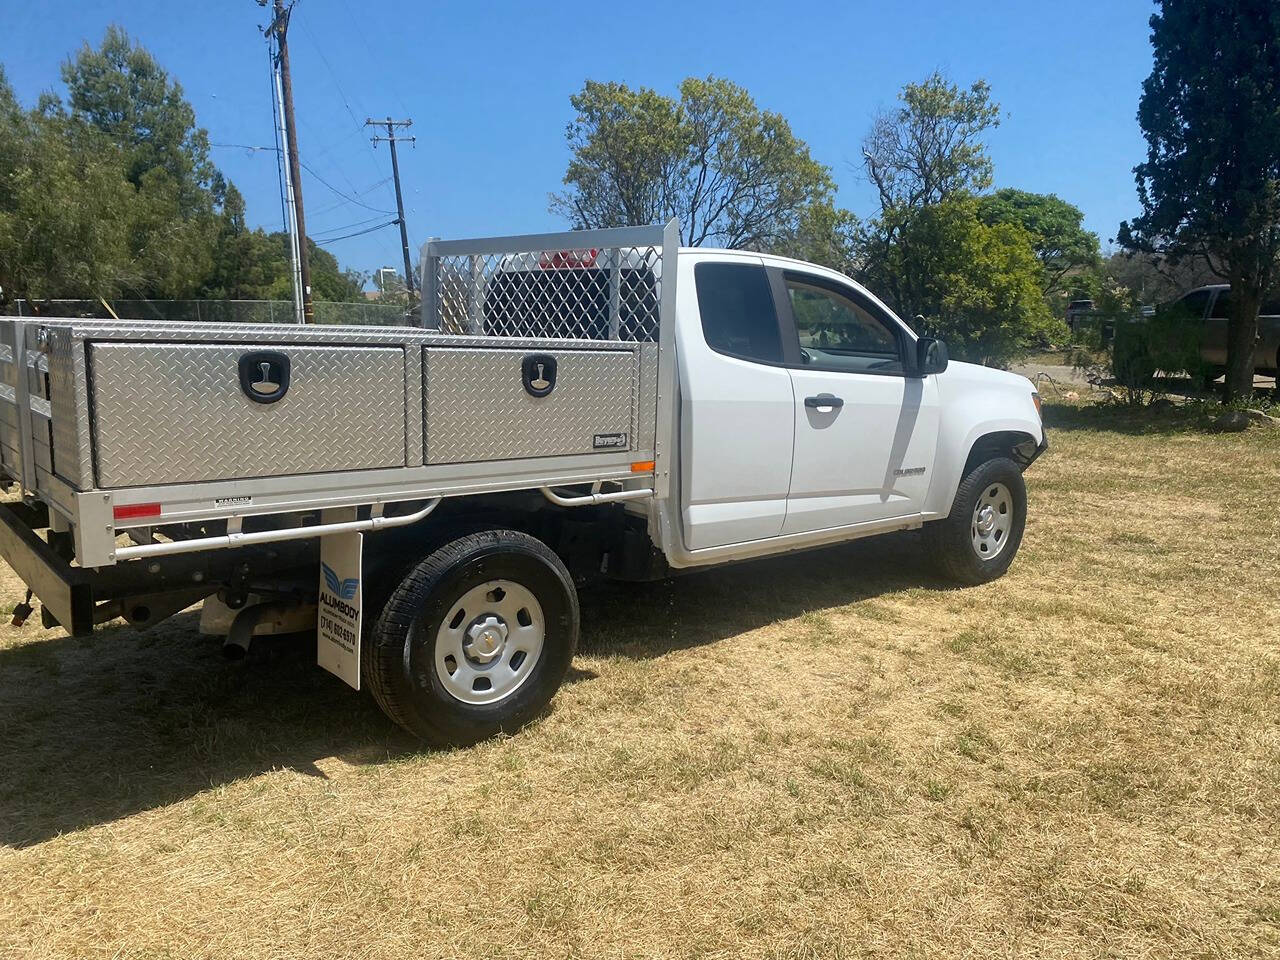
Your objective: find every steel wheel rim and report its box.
[435,579,545,705]
[971,482,1013,561]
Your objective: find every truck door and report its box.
[677,258,795,550]
[1204,287,1280,370]
[1202,288,1229,367]
[777,271,939,535]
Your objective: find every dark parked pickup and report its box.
[1165,285,1280,375]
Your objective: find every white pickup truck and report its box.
[0,221,1046,746]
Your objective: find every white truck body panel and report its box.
[782,370,939,533]
[674,252,795,550]
[924,360,1047,518]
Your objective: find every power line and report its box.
[210,142,279,154]
[311,213,393,238]
[310,177,393,218]
[301,20,369,142]
[299,17,400,212]
[340,6,415,125]
[314,220,399,245]
[299,159,396,214]
[295,15,408,272]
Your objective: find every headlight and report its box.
[1032,392,1042,418]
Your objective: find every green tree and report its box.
[56,26,225,299]
[553,76,839,250]
[852,73,1057,364]
[1103,248,1220,308]
[1118,0,1280,403]
[1,37,372,308]
[0,68,135,301]
[857,73,1003,310]
[61,25,215,206]
[775,200,860,274]
[862,72,1001,214]
[976,188,1101,300]
[205,185,289,300]
[302,239,367,302]
[874,196,1060,365]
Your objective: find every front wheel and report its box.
[924,457,1028,585]
[365,529,579,746]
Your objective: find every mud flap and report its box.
[317,525,363,690]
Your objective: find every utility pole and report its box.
[272,62,303,322]
[266,0,313,322]
[366,117,416,301]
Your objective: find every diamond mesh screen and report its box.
[430,246,661,341]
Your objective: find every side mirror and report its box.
[914,337,949,376]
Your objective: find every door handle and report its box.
[804,394,844,410]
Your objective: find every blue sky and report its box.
[4,1,1155,281]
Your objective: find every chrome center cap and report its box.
[464,615,508,664]
[975,505,996,536]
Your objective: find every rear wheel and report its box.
[365,529,578,746]
[925,457,1027,585]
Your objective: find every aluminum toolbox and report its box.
[424,346,638,463]
[22,323,653,490]
[0,223,679,569]
[90,342,408,486]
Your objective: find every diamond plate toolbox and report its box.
[89,343,407,486]
[424,347,637,464]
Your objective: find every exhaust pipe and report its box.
[223,600,304,660]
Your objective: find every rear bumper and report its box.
[0,502,323,638]
[0,502,94,636]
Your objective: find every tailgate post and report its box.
[653,218,681,501]
[12,322,37,494]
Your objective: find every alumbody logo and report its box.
[321,561,359,600]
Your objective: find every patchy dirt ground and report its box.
[0,402,1277,959]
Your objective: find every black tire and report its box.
[365,529,578,746]
[924,457,1027,586]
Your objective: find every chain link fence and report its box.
[2,299,414,326]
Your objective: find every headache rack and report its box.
[0,221,679,574]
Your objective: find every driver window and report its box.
[786,277,903,374]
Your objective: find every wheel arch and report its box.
[962,429,1041,476]
[926,420,1043,518]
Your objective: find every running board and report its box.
[113,498,443,561]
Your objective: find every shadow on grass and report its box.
[578,531,947,658]
[1043,400,1225,436]
[0,532,945,847]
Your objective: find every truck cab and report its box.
[658,248,1045,568]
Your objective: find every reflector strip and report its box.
[630,460,656,473]
[113,503,162,521]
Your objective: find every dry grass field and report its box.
[0,400,1277,959]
